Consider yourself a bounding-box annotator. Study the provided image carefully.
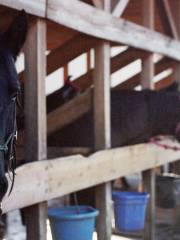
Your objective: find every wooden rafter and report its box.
[47,0,180,60]
[156,0,179,40]
[112,0,129,17]
[1,0,180,60]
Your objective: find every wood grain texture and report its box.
[24,19,47,240]
[2,139,180,213]
[0,0,180,59]
[47,0,180,60]
[141,2,156,239]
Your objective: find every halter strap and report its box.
[0,133,14,153]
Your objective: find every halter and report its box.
[0,133,15,153]
[0,97,17,200]
[150,135,180,151]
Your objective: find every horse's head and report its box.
[0,10,28,203]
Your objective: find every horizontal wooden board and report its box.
[2,139,180,213]
[0,0,180,59]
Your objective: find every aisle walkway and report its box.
[5,210,134,240]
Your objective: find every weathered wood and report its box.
[1,0,180,59]
[1,0,180,60]
[94,1,112,239]
[141,1,156,239]
[112,0,129,17]
[3,139,180,213]
[24,19,47,240]
[47,0,180,60]
[94,42,111,150]
[156,0,179,39]
[94,41,112,240]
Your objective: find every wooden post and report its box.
[94,1,111,239]
[63,64,69,83]
[141,1,156,240]
[24,19,47,240]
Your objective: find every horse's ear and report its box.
[4,10,28,58]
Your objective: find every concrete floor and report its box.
[4,210,134,240]
[3,208,180,240]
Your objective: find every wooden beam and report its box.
[46,0,180,60]
[112,0,129,17]
[24,19,47,240]
[1,0,180,59]
[156,0,179,39]
[93,1,112,239]
[3,139,180,213]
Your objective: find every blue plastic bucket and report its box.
[48,205,99,240]
[112,191,149,232]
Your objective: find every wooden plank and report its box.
[1,0,180,59]
[46,0,180,60]
[156,0,179,39]
[141,1,156,240]
[94,41,111,149]
[2,139,180,213]
[112,0,129,17]
[24,19,47,240]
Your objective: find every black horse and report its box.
[48,82,180,148]
[0,10,28,203]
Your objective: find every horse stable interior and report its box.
[1,0,180,239]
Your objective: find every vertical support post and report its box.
[24,19,47,240]
[141,1,156,240]
[171,0,180,232]
[94,1,111,239]
[63,64,69,83]
[87,51,91,71]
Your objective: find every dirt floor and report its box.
[2,207,180,240]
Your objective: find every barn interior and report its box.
[0,0,180,239]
